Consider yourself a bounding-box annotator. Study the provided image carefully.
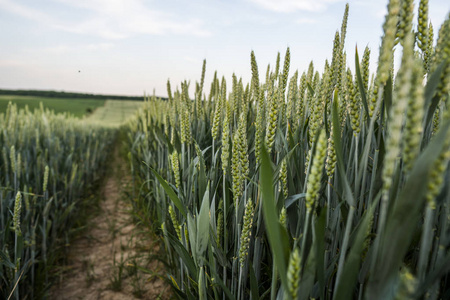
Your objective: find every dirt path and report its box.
[50,145,170,300]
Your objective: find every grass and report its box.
[108,251,126,292]
[0,95,105,118]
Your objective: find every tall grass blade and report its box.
[260,143,290,297]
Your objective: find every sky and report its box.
[0,0,449,98]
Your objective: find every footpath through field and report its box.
[49,142,170,300]
[85,100,144,126]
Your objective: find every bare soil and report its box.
[49,146,171,300]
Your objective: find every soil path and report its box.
[50,144,170,300]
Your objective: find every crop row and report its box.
[127,1,450,299]
[0,103,115,299]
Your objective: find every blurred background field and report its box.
[0,94,144,125]
[84,99,144,126]
[0,95,105,118]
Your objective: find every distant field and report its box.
[85,100,144,126]
[0,95,144,125]
[0,95,105,118]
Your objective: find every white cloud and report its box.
[0,0,211,39]
[295,17,318,24]
[43,43,114,54]
[54,0,211,38]
[248,0,343,13]
[0,0,48,22]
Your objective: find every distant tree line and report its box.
[0,89,168,101]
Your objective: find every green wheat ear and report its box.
[382,32,415,202]
[396,0,414,45]
[295,72,307,129]
[211,92,222,140]
[347,68,360,136]
[281,47,291,93]
[167,79,173,102]
[424,21,434,73]
[216,208,223,246]
[326,127,337,179]
[340,3,349,46]
[169,205,182,241]
[361,46,371,92]
[306,129,327,213]
[287,247,301,300]
[433,14,450,98]
[16,153,21,179]
[275,52,281,80]
[196,59,206,117]
[10,145,16,173]
[265,77,278,153]
[180,82,192,144]
[279,207,287,229]
[402,60,425,173]
[184,225,190,248]
[239,199,254,267]
[170,150,181,190]
[221,100,231,175]
[331,31,341,89]
[377,0,401,86]
[287,71,299,122]
[280,159,288,200]
[251,50,260,97]
[43,165,49,192]
[426,131,450,209]
[13,192,22,236]
[231,113,248,206]
[417,0,429,54]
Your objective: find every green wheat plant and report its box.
[126,1,450,299]
[0,103,115,299]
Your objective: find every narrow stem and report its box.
[354,136,359,200]
[335,206,356,289]
[270,259,278,300]
[222,175,227,300]
[212,139,215,169]
[300,210,311,263]
[180,257,184,291]
[326,184,331,268]
[327,184,331,229]
[368,150,379,206]
[14,232,19,300]
[418,204,435,282]
[238,266,243,300]
[375,158,399,257]
[181,143,186,196]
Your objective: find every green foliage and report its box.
[0,102,115,299]
[125,1,450,298]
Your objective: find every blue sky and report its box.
[0,0,449,97]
